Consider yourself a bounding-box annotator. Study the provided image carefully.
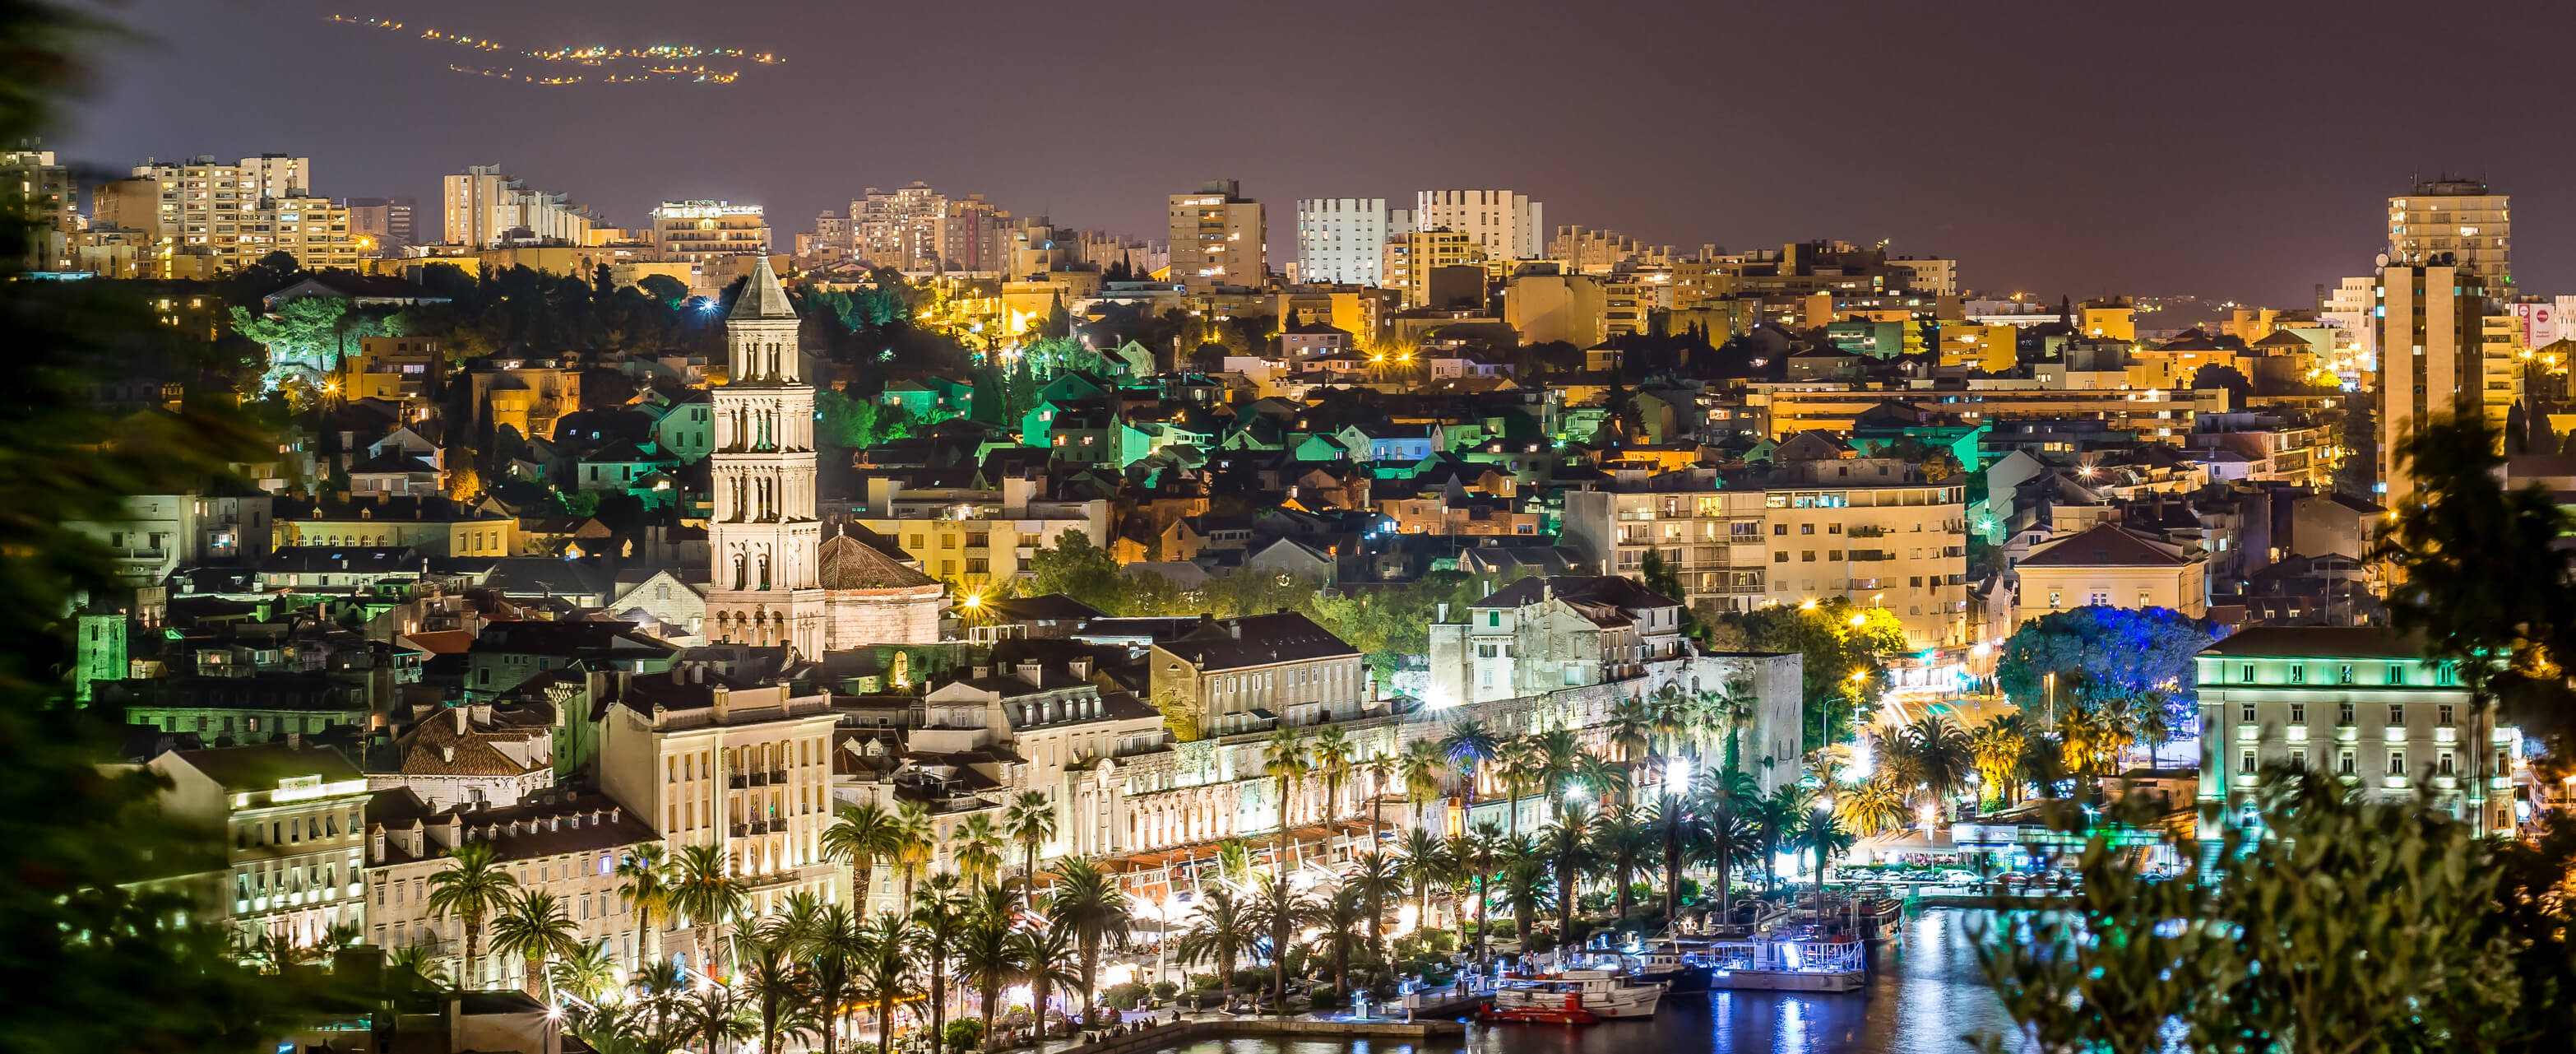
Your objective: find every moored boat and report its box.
[1702,931,1867,992]
[1482,968,1666,1023]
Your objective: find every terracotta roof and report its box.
[386,708,545,778]
[2018,523,2186,567]
[1470,574,1684,612]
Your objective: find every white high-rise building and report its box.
[705,258,826,657]
[1295,197,1391,286]
[1415,189,1543,261]
[442,165,605,248]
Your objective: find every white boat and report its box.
[1484,968,1666,1023]
[1701,932,1867,992]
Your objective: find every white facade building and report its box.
[1295,197,1391,286]
[1415,189,1543,261]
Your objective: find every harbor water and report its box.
[1137,908,2014,1054]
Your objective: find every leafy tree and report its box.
[1025,529,1128,612]
[0,9,341,1045]
[2187,362,2253,405]
[1707,597,1906,746]
[1974,776,2521,1053]
[1994,606,2212,727]
[2374,413,2576,748]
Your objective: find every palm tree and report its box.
[1541,804,1597,940]
[1897,713,1973,820]
[616,843,676,966]
[1589,805,1648,926]
[794,902,869,1054]
[1042,858,1128,1020]
[1002,791,1057,908]
[424,841,519,990]
[1010,921,1081,1042]
[1459,820,1504,964]
[1245,871,1314,1010]
[1751,786,1809,893]
[1261,726,1310,865]
[1313,884,1367,996]
[679,983,755,1054]
[952,814,1006,889]
[1347,851,1405,966]
[1439,719,1499,824]
[889,801,936,909]
[1499,851,1549,954]
[1837,775,1911,837]
[735,923,805,1054]
[669,843,747,980]
[489,889,582,998]
[1968,713,2027,810]
[1642,791,1699,922]
[385,944,452,1001]
[1704,806,1762,926]
[911,874,970,1048]
[822,801,900,914]
[858,912,918,1054]
[1604,697,1656,768]
[1310,724,1355,831]
[1694,680,1758,767]
[1355,751,1392,845]
[1495,736,1546,837]
[952,887,1024,1053]
[1174,885,1247,979]
[1395,829,1452,930]
[1396,738,1448,833]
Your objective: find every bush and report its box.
[942,1019,984,1054]
[1189,973,1224,992]
[1151,980,1178,1001]
[1228,967,1270,991]
[1308,986,1343,1010]
[1103,982,1147,1009]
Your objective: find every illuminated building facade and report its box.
[651,199,770,264]
[1167,179,1263,290]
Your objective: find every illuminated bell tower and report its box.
[706,256,824,656]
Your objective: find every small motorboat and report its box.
[1622,945,1712,996]
[1482,968,1666,1023]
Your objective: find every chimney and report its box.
[440,745,454,763]
[1069,657,1093,680]
[1228,622,1241,640]
[1017,661,1044,687]
[672,666,685,685]
[1436,602,1449,623]
[453,708,469,735]
[972,664,991,680]
[711,686,731,722]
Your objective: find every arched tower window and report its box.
[732,554,748,592]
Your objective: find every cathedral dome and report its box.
[818,532,939,592]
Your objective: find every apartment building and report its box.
[1560,451,1971,647]
[2197,626,2513,836]
[1415,189,1543,261]
[650,201,769,264]
[1147,613,1366,739]
[443,165,605,248]
[1294,197,1396,286]
[1167,179,1263,290]
[366,790,660,986]
[2388,179,2509,295]
[103,156,359,273]
[148,741,373,950]
[2372,261,2510,507]
[1383,229,1485,309]
[596,670,846,924]
[847,476,1110,586]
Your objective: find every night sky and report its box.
[53,0,2576,305]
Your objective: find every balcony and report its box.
[728,773,748,789]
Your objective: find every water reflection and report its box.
[1140,910,2014,1054]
